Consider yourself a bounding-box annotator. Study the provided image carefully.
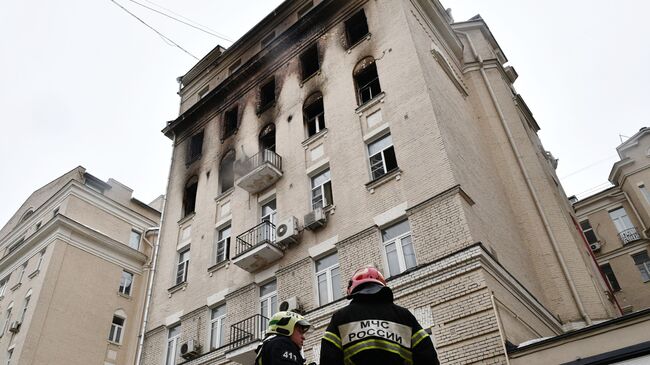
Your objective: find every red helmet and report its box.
[347,266,387,296]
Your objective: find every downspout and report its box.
[135,133,175,365]
[622,190,647,233]
[456,31,592,326]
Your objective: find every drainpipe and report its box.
[622,190,647,233]
[135,134,175,365]
[456,31,592,326]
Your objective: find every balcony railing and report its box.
[236,150,283,193]
[619,227,641,245]
[234,221,277,258]
[232,221,284,272]
[228,314,268,351]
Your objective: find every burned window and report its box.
[259,124,276,153]
[345,9,369,47]
[354,58,382,104]
[303,93,325,137]
[300,45,320,81]
[187,130,204,165]
[223,107,238,139]
[183,176,199,217]
[259,78,276,112]
[219,151,235,193]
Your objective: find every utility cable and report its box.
[126,0,233,43]
[560,155,618,179]
[108,0,199,60]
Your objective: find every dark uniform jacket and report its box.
[320,292,439,365]
[256,335,306,365]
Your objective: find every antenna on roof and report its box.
[619,134,630,143]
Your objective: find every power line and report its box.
[108,0,198,60]
[126,0,233,43]
[560,155,618,179]
[574,181,613,199]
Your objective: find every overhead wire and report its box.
[107,0,199,60]
[560,155,618,179]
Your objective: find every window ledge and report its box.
[208,260,229,273]
[28,270,39,279]
[107,340,122,347]
[10,282,21,292]
[300,70,321,87]
[257,102,276,115]
[177,213,195,225]
[355,92,386,115]
[214,188,234,203]
[167,282,187,296]
[117,292,132,300]
[365,169,402,193]
[301,128,328,148]
[347,33,372,52]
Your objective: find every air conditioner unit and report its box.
[8,321,21,333]
[279,297,302,313]
[180,338,201,359]
[590,242,602,252]
[276,216,299,246]
[304,208,327,230]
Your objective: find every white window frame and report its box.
[129,230,142,250]
[260,281,277,322]
[315,253,341,306]
[367,134,397,180]
[176,249,190,285]
[382,220,416,277]
[631,251,650,282]
[209,304,227,349]
[311,169,333,210]
[261,199,277,225]
[215,226,231,265]
[609,207,634,233]
[108,315,125,344]
[119,271,134,296]
[166,325,181,365]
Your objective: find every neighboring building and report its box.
[142,1,619,365]
[0,166,160,365]
[573,128,650,314]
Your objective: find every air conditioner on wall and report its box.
[304,208,327,230]
[279,297,302,313]
[276,217,299,246]
[590,242,602,252]
[180,338,201,359]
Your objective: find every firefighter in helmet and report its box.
[320,266,439,365]
[256,311,312,365]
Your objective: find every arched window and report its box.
[108,309,127,344]
[303,92,325,137]
[20,210,34,223]
[183,176,199,217]
[353,57,382,104]
[219,151,235,193]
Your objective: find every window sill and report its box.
[117,292,132,300]
[214,188,234,204]
[347,33,372,52]
[355,92,386,115]
[300,70,321,87]
[10,282,21,292]
[301,128,328,148]
[107,340,122,347]
[28,270,39,279]
[167,282,187,296]
[365,168,402,193]
[257,102,276,116]
[177,213,195,226]
[208,260,229,273]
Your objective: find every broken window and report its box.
[303,93,325,137]
[223,106,238,139]
[354,58,381,104]
[300,44,320,81]
[219,151,235,193]
[187,130,204,165]
[259,124,276,153]
[368,134,398,180]
[259,77,276,112]
[345,9,369,47]
[183,176,198,217]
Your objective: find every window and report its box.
[259,77,276,111]
[210,304,226,349]
[219,151,235,193]
[108,315,125,344]
[176,249,190,285]
[260,280,277,324]
[20,291,30,323]
[345,9,369,46]
[215,226,231,265]
[119,271,134,296]
[6,349,12,365]
[166,324,181,365]
[187,131,204,165]
[183,176,198,217]
[639,184,650,204]
[368,134,398,180]
[579,220,599,245]
[354,58,381,104]
[382,220,416,277]
[261,200,277,225]
[35,249,46,272]
[303,93,325,137]
[17,263,27,284]
[315,253,342,305]
[609,207,639,244]
[600,263,621,291]
[0,277,7,297]
[179,226,191,247]
[311,169,333,210]
[53,207,59,218]
[1,303,12,337]
[129,230,141,250]
[300,45,320,80]
[223,106,238,139]
[632,251,650,282]
[259,124,276,153]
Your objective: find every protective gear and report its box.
[346,266,387,296]
[266,311,311,337]
[256,335,305,365]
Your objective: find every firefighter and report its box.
[320,266,439,365]
[256,311,312,365]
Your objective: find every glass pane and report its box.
[129,231,141,249]
[316,253,338,272]
[318,273,328,305]
[113,316,125,326]
[401,235,416,270]
[632,251,649,265]
[219,226,231,240]
[386,243,400,276]
[368,134,392,156]
[384,146,398,171]
[260,281,277,297]
[219,319,226,347]
[116,326,122,342]
[382,220,410,241]
[370,153,385,179]
[169,325,180,338]
[324,181,333,207]
[584,230,598,244]
[261,300,268,317]
[312,187,323,209]
[579,220,592,231]
[331,266,342,300]
[109,325,116,340]
[271,295,277,314]
[212,305,226,319]
[312,170,331,188]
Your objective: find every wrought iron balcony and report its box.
[225,314,268,365]
[232,221,284,272]
[619,227,641,245]
[236,150,283,194]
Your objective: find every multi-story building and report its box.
[142,1,620,364]
[574,127,650,314]
[0,166,160,365]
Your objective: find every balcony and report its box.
[619,227,641,245]
[225,314,268,364]
[236,150,283,194]
[232,221,283,272]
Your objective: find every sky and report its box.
[0,0,649,226]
